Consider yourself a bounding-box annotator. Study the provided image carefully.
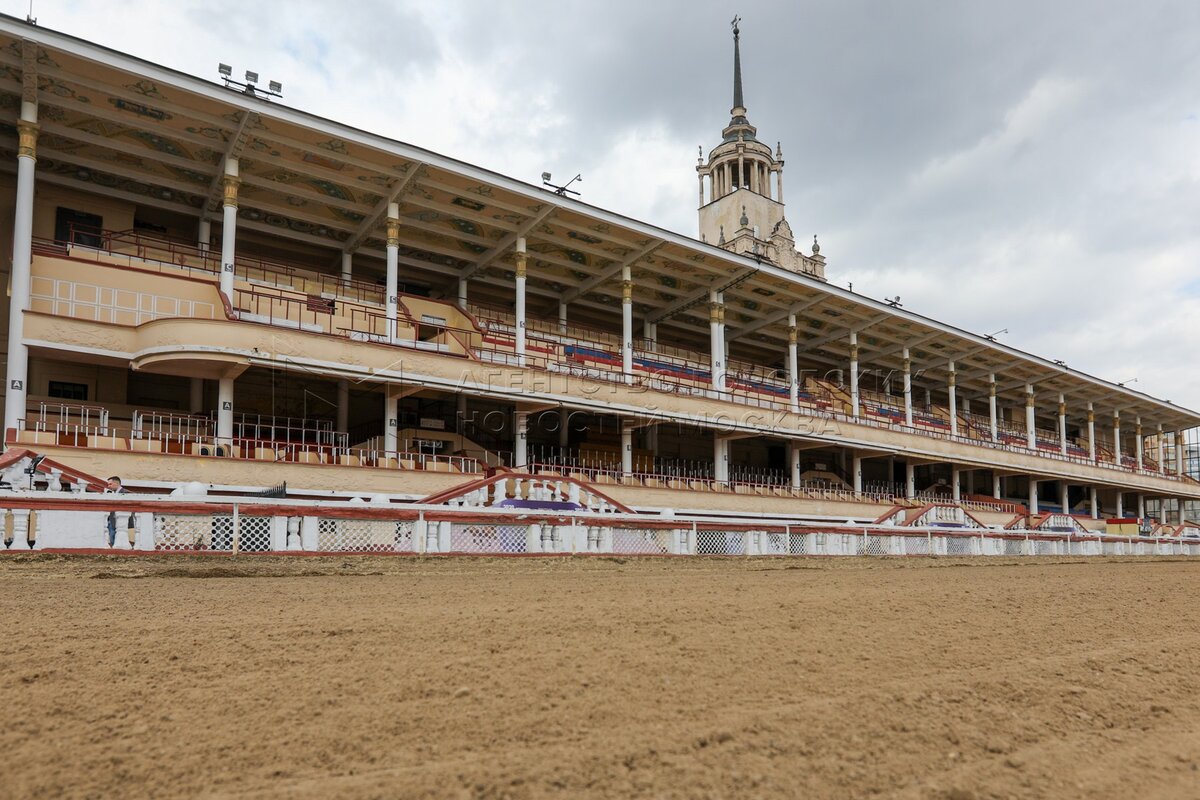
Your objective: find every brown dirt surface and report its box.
[2,554,1199,799]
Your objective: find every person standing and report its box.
[104,476,129,547]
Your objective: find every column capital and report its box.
[221,175,241,208]
[514,249,527,279]
[386,216,401,248]
[16,119,39,160]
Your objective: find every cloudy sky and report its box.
[14,0,1200,412]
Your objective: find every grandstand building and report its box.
[0,15,1197,550]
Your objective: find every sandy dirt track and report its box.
[1,554,1199,799]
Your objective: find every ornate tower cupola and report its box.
[696,17,825,280]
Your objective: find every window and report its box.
[54,207,103,247]
[48,381,89,401]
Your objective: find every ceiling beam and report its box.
[343,163,425,253]
[561,239,663,304]
[725,295,824,342]
[459,205,555,280]
[201,109,257,216]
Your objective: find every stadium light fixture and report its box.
[542,172,582,197]
[217,64,284,100]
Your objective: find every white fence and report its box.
[3,497,1199,559]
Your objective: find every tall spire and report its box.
[731,15,744,115]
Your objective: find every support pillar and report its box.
[851,454,863,495]
[905,462,916,500]
[1135,417,1143,471]
[197,218,211,252]
[621,265,633,379]
[621,419,634,476]
[219,158,240,302]
[1060,482,1069,516]
[189,378,204,415]
[1058,394,1067,456]
[1028,478,1039,516]
[1024,384,1036,449]
[713,436,729,483]
[1137,493,1146,521]
[992,473,1002,500]
[337,379,349,434]
[1112,410,1121,464]
[787,314,799,412]
[1087,402,1096,462]
[514,410,528,470]
[382,389,398,454]
[1157,424,1165,474]
[902,349,913,426]
[1175,430,1186,477]
[514,237,527,367]
[1089,486,1098,520]
[988,374,998,442]
[4,101,38,439]
[385,202,400,340]
[558,301,568,334]
[790,443,801,489]
[947,361,957,436]
[458,277,468,310]
[849,331,860,418]
[217,377,234,450]
[341,251,353,285]
[709,291,725,391]
[951,466,961,503]
[1115,491,1124,520]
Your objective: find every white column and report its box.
[1112,410,1121,464]
[458,277,468,310]
[947,361,958,436]
[903,349,914,426]
[558,408,569,451]
[787,314,799,412]
[790,443,801,489]
[514,237,527,367]
[1135,417,1143,471]
[851,454,863,495]
[988,374,998,442]
[514,410,528,469]
[3,106,38,439]
[709,291,725,391]
[197,218,211,252]
[1024,384,1036,449]
[385,202,400,340]
[383,389,398,454]
[1137,493,1146,521]
[1087,403,1097,462]
[848,331,860,418]
[713,436,729,483]
[341,251,353,285]
[1157,424,1166,474]
[1115,491,1124,519]
[951,466,961,503]
[621,265,633,379]
[621,420,634,476]
[905,461,916,500]
[1089,486,1098,519]
[992,473,1002,500]
[1175,430,1186,476]
[558,301,568,334]
[642,319,656,349]
[1058,394,1068,456]
[219,157,239,302]
[217,377,234,449]
[1028,478,1039,515]
[1060,482,1069,516]
[189,378,204,415]
[337,379,349,434]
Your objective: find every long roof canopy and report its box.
[0,15,1197,432]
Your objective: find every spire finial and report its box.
[731,15,744,114]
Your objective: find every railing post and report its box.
[231,503,240,555]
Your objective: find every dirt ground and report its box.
[1,555,1198,799]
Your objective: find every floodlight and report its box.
[218,63,232,77]
[245,70,258,84]
[541,172,552,182]
[269,80,282,94]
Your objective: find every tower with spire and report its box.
[696,17,825,280]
